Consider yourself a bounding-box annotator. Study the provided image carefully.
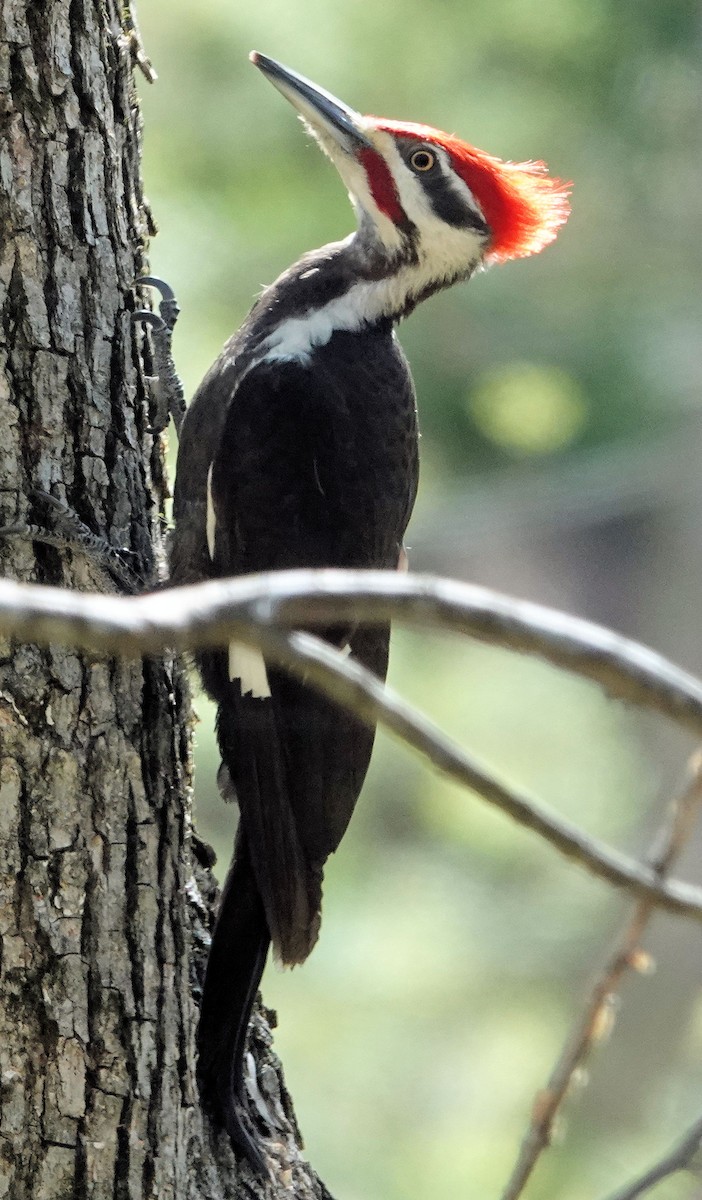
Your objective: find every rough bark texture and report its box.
[0,4,329,1198]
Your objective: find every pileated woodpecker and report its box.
[171,52,570,1171]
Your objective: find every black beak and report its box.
[250,52,373,155]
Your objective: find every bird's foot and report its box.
[133,276,186,436]
[0,490,144,594]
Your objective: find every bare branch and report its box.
[2,572,702,921]
[500,752,702,1200]
[0,570,702,734]
[603,1113,702,1199]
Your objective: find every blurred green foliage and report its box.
[137,2,701,1196]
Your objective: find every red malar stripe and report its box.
[358,147,407,226]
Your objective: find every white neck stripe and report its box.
[257,278,387,364]
[256,234,483,366]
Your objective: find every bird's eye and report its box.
[409,148,436,173]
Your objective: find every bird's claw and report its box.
[134,275,180,331]
[132,308,166,333]
[132,276,186,436]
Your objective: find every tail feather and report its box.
[217,688,320,965]
[197,832,270,1172]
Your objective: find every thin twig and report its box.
[0,571,702,734]
[500,751,702,1200]
[603,1112,702,1199]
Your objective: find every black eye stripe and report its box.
[425,172,487,230]
[397,140,489,233]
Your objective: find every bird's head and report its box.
[251,52,570,300]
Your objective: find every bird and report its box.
[169,51,570,1172]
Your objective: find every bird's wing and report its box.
[203,356,400,959]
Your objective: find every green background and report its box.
[136,3,702,1196]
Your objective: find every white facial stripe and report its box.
[228,641,271,699]
[206,462,216,560]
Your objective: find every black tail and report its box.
[217,689,321,965]
[197,831,271,1174]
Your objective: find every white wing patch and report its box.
[206,463,217,560]
[229,641,271,699]
[207,464,270,697]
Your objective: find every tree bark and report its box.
[0,4,327,1197]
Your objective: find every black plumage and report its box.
[171,278,418,1168]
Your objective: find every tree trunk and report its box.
[0,4,328,1197]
